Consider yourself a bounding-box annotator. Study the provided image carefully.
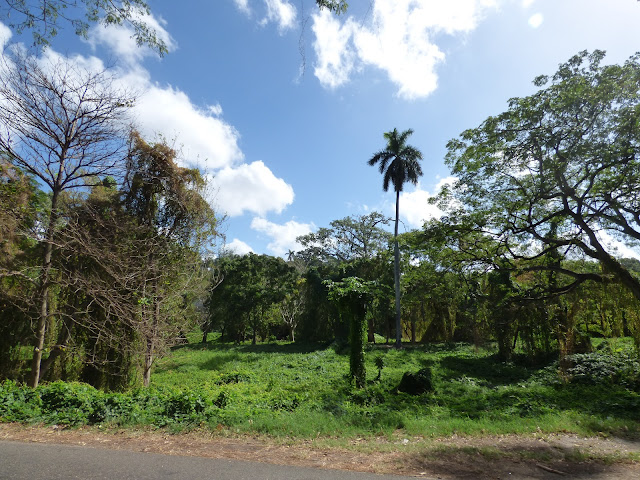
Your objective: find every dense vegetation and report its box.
[2,336,638,438]
[2,45,640,442]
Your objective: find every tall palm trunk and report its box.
[394,189,401,348]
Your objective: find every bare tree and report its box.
[280,289,304,342]
[0,49,133,387]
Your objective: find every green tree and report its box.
[0,161,46,380]
[296,212,391,265]
[442,50,640,305]
[296,212,393,343]
[206,253,296,344]
[368,128,423,348]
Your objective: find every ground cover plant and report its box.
[2,335,639,440]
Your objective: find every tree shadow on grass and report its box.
[235,342,331,355]
[189,342,334,372]
[439,354,539,386]
[199,352,245,371]
[172,340,329,355]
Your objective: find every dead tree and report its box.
[0,50,133,387]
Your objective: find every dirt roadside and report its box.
[1,423,639,479]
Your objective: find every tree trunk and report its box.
[410,310,416,344]
[143,337,153,387]
[38,318,72,381]
[394,189,402,348]
[368,313,375,343]
[29,189,60,388]
[143,277,160,387]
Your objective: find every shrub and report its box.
[565,351,640,389]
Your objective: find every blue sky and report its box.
[2,0,640,257]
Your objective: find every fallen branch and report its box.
[536,463,568,476]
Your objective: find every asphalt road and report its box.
[0,440,418,480]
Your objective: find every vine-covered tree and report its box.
[121,131,218,385]
[368,128,423,348]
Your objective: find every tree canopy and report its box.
[441,50,640,302]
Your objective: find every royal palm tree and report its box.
[368,128,423,348]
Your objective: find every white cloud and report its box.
[133,83,243,170]
[528,13,544,28]
[208,103,224,116]
[0,22,12,49]
[234,0,251,15]
[312,0,500,99]
[86,20,245,171]
[250,217,314,257]
[521,0,535,8]
[208,161,295,217]
[36,47,107,78]
[88,12,177,65]
[262,0,297,32]
[400,190,443,228]
[226,238,255,255]
[399,177,456,228]
[312,10,358,89]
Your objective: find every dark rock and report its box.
[397,367,433,395]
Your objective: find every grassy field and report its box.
[148,334,640,439]
[2,335,639,441]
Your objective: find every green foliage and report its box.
[3,340,639,439]
[326,277,378,388]
[442,50,640,306]
[565,348,640,389]
[1,0,169,55]
[315,0,348,15]
[206,253,297,344]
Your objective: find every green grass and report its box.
[2,336,640,440]
[148,336,640,438]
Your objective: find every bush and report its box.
[164,390,208,420]
[38,381,97,425]
[565,351,640,389]
[0,380,41,422]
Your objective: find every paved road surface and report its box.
[0,440,418,480]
